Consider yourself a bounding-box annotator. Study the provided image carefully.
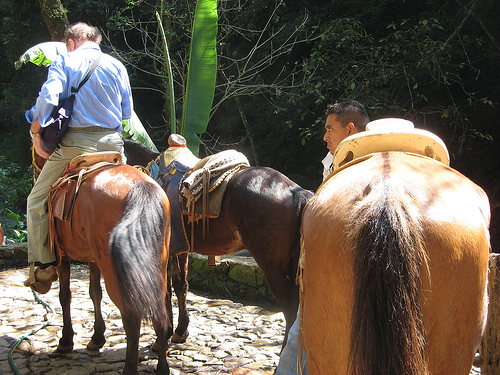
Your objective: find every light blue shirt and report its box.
[25,42,132,132]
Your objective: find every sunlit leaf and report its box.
[122,111,159,152]
[181,0,218,155]
[15,42,67,70]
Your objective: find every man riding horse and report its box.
[24,22,132,293]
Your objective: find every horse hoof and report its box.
[151,340,160,352]
[151,339,172,352]
[86,340,103,351]
[55,344,73,353]
[151,341,157,352]
[171,333,188,343]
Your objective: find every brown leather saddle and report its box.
[48,151,123,255]
[148,136,249,259]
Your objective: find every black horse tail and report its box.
[293,187,314,218]
[348,180,429,375]
[109,180,170,328]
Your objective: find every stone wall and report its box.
[0,243,278,306]
[0,242,28,270]
[187,253,278,306]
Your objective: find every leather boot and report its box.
[24,264,58,294]
[33,265,58,283]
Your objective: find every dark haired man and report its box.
[275,100,369,375]
[322,100,370,180]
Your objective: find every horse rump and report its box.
[302,153,489,375]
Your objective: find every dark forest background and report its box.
[1,0,499,251]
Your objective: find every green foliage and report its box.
[156,11,177,134]
[0,155,32,243]
[3,210,28,243]
[0,0,499,234]
[15,41,67,70]
[0,156,32,214]
[153,0,218,154]
[40,0,67,20]
[62,0,127,27]
[0,0,50,132]
[294,15,495,149]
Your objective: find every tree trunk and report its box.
[482,253,500,374]
[455,0,500,52]
[235,95,260,166]
[38,0,69,41]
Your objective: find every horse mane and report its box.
[123,137,161,167]
[346,174,429,375]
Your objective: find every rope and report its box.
[31,146,43,182]
[8,289,57,375]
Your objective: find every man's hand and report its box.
[31,135,51,159]
[30,118,52,159]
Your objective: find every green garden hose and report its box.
[8,289,57,375]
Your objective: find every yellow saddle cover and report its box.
[332,118,449,171]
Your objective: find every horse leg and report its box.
[56,257,74,353]
[254,254,299,348]
[152,254,185,351]
[271,273,299,348]
[166,271,174,339]
[172,253,189,343]
[87,262,106,351]
[121,311,141,375]
[152,306,171,375]
[152,270,174,352]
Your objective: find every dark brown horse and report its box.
[34,152,172,374]
[300,152,490,375]
[123,138,313,346]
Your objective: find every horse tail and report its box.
[293,187,314,218]
[347,181,429,375]
[110,180,169,327]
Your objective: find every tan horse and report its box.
[300,152,490,375]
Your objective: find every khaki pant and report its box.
[27,127,125,264]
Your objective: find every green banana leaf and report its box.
[122,112,159,152]
[16,41,158,151]
[15,42,67,70]
[181,0,218,155]
[156,11,177,135]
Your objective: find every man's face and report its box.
[323,114,355,154]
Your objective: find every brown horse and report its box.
[33,152,172,374]
[300,152,490,375]
[123,138,314,346]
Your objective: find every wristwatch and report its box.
[30,130,41,138]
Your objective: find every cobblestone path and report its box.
[0,264,283,375]
[0,264,481,375]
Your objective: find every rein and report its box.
[31,146,44,181]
